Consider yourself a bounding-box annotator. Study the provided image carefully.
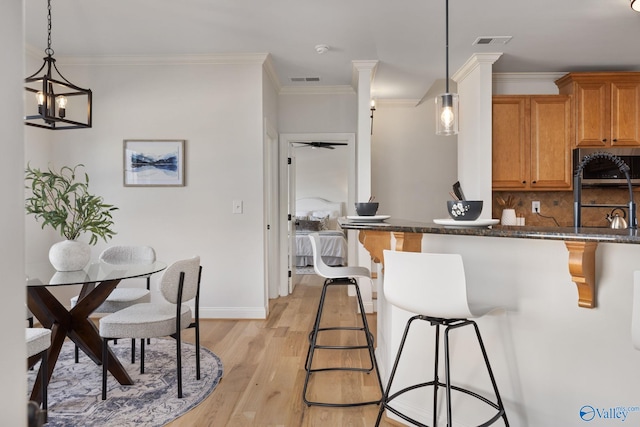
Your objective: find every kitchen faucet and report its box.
[574,151,637,229]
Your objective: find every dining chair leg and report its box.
[102,339,108,400]
[195,320,201,380]
[140,339,145,374]
[131,338,136,364]
[41,349,48,422]
[177,331,183,398]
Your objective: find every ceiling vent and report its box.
[473,36,512,45]
[290,77,321,82]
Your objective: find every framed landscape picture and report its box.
[123,139,185,187]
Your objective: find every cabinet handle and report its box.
[522,180,526,184]
[532,181,537,184]
[613,139,618,142]
[603,139,607,142]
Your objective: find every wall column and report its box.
[351,60,378,310]
[452,53,502,216]
[0,1,28,423]
[352,60,378,204]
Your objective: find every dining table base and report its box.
[27,279,134,403]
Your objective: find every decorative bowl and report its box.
[447,200,483,221]
[355,202,379,216]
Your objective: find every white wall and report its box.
[0,1,27,423]
[278,90,357,134]
[294,145,349,207]
[371,100,458,222]
[278,91,356,212]
[24,57,270,319]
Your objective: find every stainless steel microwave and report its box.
[573,147,640,187]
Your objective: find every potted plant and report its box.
[25,163,118,271]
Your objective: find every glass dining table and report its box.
[26,260,167,403]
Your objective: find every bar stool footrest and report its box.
[383,381,505,427]
[304,398,381,408]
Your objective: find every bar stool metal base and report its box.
[376,316,509,427]
[302,277,383,407]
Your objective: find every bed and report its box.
[295,197,348,267]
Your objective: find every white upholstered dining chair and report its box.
[99,256,202,400]
[71,245,155,362]
[26,327,52,422]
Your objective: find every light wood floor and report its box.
[166,273,397,427]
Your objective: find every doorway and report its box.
[278,133,356,296]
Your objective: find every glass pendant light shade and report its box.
[435,92,459,135]
[434,0,458,136]
[632,0,640,12]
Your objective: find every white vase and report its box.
[49,240,91,271]
[501,209,517,226]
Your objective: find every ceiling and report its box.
[23,0,640,100]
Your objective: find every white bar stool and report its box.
[302,232,383,407]
[376,250,509,427]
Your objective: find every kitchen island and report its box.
[340,218,640,426]
[341,218,640,309]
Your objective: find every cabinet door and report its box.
[492,96,530,189]
[574,81,609,147]
[611,82,640,146]
[530,96,572,189]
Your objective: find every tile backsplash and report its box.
[492,188,640,227]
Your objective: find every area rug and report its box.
[296,265,316,275]
[28,338,223,427]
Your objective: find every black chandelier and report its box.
[25,0,92,130]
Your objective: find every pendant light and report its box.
[632,0,640,12]
[25,0,92,130]
[435,0,459,136]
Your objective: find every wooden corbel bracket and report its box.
[358,230,422,268]
[565,241,598,308]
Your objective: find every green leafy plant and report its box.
[25,163,118,245]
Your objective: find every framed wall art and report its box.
[123,139,185,187]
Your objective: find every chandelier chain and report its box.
[45,0,54,56]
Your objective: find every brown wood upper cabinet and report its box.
[556,72,640,147]
[492,95,572,191]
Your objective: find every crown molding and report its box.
[376,99,422,107]
[452,53,503,83]
[492,72,567,84]
[262,53,282,93]
[24,49,271,66]
[351,60,379,90]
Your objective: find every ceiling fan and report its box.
[293,141,348,150]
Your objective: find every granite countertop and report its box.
[338,217,640,244]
